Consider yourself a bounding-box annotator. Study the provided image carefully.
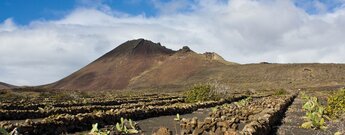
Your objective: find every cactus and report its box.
[115,117,139,134]
[116,122,122,132]
[129,119,135,129]
[300,93,330,130]
[89,123,110,135]
[174,113,181,121]
[90,123,99,133]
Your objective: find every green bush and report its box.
[185,84,217,103]
[326,88,345,118]
[0,128,9,135]
[275,89,287,96]
[0,90,8,95]
[52,93,75,100]
[0,91,25,101]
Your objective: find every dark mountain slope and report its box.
[0,82,15,89]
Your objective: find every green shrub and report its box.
[275,89,287,96]
[325,88,345,118]
[0,128,9,135]
[52,93,75,100]
[79,91,92,98]
[185,84,217,103]
[300,93,329,130]
[0,91,24,101]
[0,90,8,95]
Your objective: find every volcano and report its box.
[48,39,345,91]
[48,39,231,90]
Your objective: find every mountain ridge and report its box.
[99,39,175,58]
[47,39,230,90]
[0,82,15,89]
[45,39,345,91]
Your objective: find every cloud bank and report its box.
[1,0,345,85]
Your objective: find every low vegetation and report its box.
[275,89,288,96]
[184,84,217,103]
[300,93,329,130]
[234,96,252,107]
[115,118,139,134]
[325,88,345,119]
[0,128,9,135]
[299,90,341,129]
[173,113,181,121]
[0,90,25,101]
[89,123,109,135]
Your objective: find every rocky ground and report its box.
[1,89,344,135]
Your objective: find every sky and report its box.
[1,0,345,86]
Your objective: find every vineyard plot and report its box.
[179,94,297,135]
[0,95,245,135]
[276,94,345,135]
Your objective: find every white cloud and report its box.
[1,0,345,86]
[0,18,17,32]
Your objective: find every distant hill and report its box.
[48,39,232,90]
[186,63,345,91]
[46,39,345,91]
[0,82,15,89]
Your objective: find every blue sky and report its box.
[0,0,174,25]
[0,0,76,25]
[1,0,344,25]
[1,0,345,85]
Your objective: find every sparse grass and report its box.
[0,90,26,101]
[235,96,252,107]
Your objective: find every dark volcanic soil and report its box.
[67,108,211,135]
[137,108,211,134]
